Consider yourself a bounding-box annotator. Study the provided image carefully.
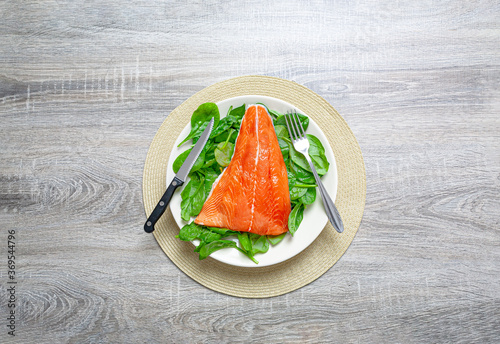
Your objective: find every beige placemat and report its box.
[142,75,366,298]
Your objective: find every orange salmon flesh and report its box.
[194,104,291,236]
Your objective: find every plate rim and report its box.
[165,94,338,267]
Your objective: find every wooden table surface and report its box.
[1,1,499,343]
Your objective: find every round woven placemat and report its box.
[142,75,366,298]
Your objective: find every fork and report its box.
[284,110,344,233]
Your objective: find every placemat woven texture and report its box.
[142,75,366,298]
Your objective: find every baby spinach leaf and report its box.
[287,170,297,190]
[210,116,237,139]
[202,144,222,170]
[255,102,270,112]
[197,229,222,243]
[268,109,282,119]
[176,222,204,241]
[190,183,207,217]
[291,162,316,183]
[248,233,270,255]
[278,137,289,162]
[214,141,235,167]
[172,149,190,173]
[274,125,289,138]
[288,202,305,236]
[180,174,205,221]
[194,242,204,252]
[288,142,311,173]
[288,140,328,176]
[237,232,252,252]
[176,222,222,244]
[191,150,206,174]
[179,103,220,146]
[180,198,195,222]
[267,233,286,245]
[178,168,219,221]
[235,246,258,264]
[190,122,210,145]
[307,134,329,175]
[207,227,236,236]
[177,222,222,243]
[202,156,217,169]
[198,240,237,260]
[192,102,220,128]
[227,104,245,121]
[214,129,238,143]
[274,112,309,131]
[290,186,308,200]
[234,232,260,264]
[179,185,194,221]
[180,175,196,199]
[172,148,206,174]
[202,169,219,193]
[299,187,316,205]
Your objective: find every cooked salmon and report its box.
[194,104,291,236]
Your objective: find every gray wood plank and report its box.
[1,0,499,343]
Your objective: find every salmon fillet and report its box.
[194,104,291,236]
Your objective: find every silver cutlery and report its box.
[284,111,344,233]
[144,118,215,233]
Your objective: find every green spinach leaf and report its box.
[278,138,290,162]
[227,104,245,121]
[213,129,238,143]
[210,116,237,139]
[202,168,219,193]
[198,240,237,260]
[267,233,286,245]
[180,174,205,221]
[197,229,222,243]
[287,170,297,190]
[288,142,311,174]
[176,222,204,241]
[274,125,289,138]
[290,186,308,200]
[288,202,304,236]
[202,151,217,169]
[237,232,252,252]
[274,112,309,131]
[306,134,329,175]
[179,102,220,146]
[172,149,191,173]
[172,147,206,174]
[249,233,270,254]
[299,187,316,205]
[176,222,222,243]
[268,109,282,119]
[291,162,316,183]
[208,227,236,236]
[190,181,208,219]
[235,246,258,264]
[214,141,235,167]
[288,138,328,176]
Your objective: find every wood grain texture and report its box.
[1,0,499,343]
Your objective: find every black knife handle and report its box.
[144,177,184,233]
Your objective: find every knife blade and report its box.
[144,118,214,233]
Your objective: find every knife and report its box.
[144,118,214,233]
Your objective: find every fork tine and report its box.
[293,111,306,138]
[290,110,303,139]
[284,111,296,141]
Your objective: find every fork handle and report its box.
[306,159,344,233]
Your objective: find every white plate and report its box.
[166,95,337,267]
